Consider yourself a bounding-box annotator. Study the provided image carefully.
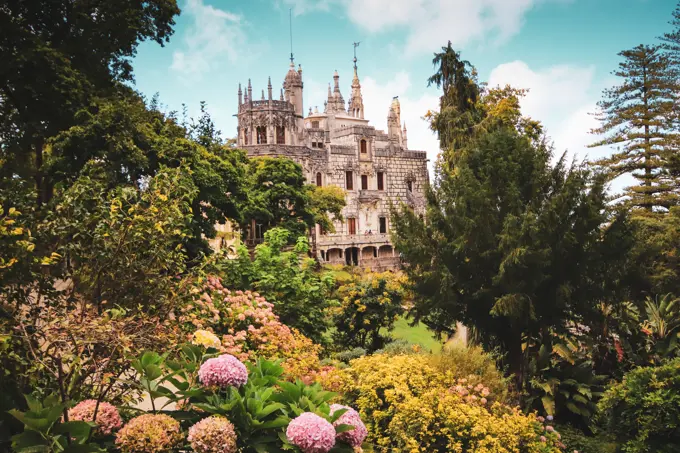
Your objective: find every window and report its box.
[360,139,367,154]
[379,217,387,234]
[312,120,319,128]
[377,172,384,191]
[312,142,317,148]
[316,172,322,187]
[407,180,413,193]
[244,128,249,145]
[346,171,354,190]
[276,126,285,144]
[361,175,368,190]
[348,218,357,235]
[318,142,324,149]
[256,126,267,144]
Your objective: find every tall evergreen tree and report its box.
[590,44,680,211]
[392,58,635,389]
[660,1,680,60]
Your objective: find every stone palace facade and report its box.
[235,57,429,271]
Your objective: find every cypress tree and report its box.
[590,44,680,211]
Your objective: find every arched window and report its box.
[407,180,413,193]
[243,128,249,145]
[316,172,322,187]
[360,139,367,154]
[276,126,285,144]
[256,126,267,144]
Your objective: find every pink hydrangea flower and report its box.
[330,404,368,447]
[115,414,182,453]
[286,412,336,453]
[546,425,555,432]
[188,416,237,453]
[199,354,248,388]
[540,435,547,442]
[68,400,123,435]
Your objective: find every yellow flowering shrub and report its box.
[341,354,564,453]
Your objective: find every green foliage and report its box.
[128,348,365,453]
[525,335,606,426]
[9,394,103,453]
[640,293,680,362]
[48,95,247,256]
[557,425,618,453]
[590,44,680,211]
[308,185,346,234]
[633,208,680,295]
[332,273,406,352]
[45,164,196,310]
[220,228,335,344]
[0,0,180,204]
[334,348,367,364]
[598,359,680,452]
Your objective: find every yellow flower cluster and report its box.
[191,329,221,349]
[340,354,563,453]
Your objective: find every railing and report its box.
[316,233,391,247]
[358,190,383,202]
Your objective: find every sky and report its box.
[131,0,678,190]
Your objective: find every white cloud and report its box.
[171,0,247,79]
[487,60,598,163]
[290,0,570,55]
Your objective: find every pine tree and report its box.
[590,44,680,211]
[660,1,680,60]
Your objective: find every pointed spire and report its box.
[238,82,242,106]
[327,83,332,99]
[280,88,284,101]
[309,106,312,116]
[247,79,252,104]
[268,76,273,100]
[333,70,340,93]
[261,89,265,101]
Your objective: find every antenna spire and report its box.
[289,9,294,64]
[353,41,360,71]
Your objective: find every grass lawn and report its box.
[389,317,443,353]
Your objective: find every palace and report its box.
[235,54,429,271]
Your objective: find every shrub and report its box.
[374,338,427,356]
[335,347,367,363]
[332,272,406,352]
[180,277,322,381]
[431,344,509,402]
[557,425,617,453]
[597,358,680,452]
[341,353,561,452]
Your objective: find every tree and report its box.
[332,272,407,352]
[239,157,344,243]
[47,94,247,256]
[0,0,180,205]
[426,42,481,152]
[392,63,635,388]
[590,44,680,211]
[660,1,680,60]
[219,228,335,345]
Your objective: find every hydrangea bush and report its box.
[115,414,182,453]
[180,276,322,380]
[188,416,238,453]
[67,399,123,435]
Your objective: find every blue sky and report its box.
[132,0,677,186]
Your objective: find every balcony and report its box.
[358,190,383,203]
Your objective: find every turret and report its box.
[268,76,272,101]
[402,122,408,149]
[348,66,364,119]
[247,79,252,105]
[284,61,303,116]
[238,83,242,106]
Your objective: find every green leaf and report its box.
[258,416,290,430]
[54,421,93,441]
[256,402,285,419]
[541,395,555,415]
[334,423,356,434]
